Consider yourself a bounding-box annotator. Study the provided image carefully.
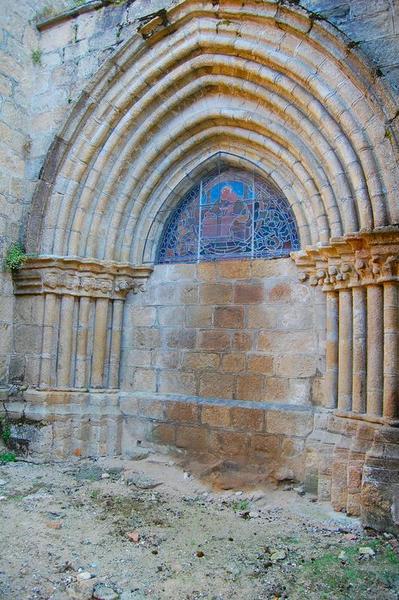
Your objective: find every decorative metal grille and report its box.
[157,167,299,264]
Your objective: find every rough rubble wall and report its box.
[301,0,399,95]
[122,259,325,405]
[0,2,41,384]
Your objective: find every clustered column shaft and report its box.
[13,257,151,392]
[325,291,339,409]
[383,282,398,419]
[338,289,353,411]
[351,287,367,414]
[367,285,384,416]
[323,281,397,420]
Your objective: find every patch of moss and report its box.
[4,243,27,272]
[31,49,42,66]
[0,451,16,463]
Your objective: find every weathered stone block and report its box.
[166,401,199,423]
[250,433,283,462]
[185,305,213,327]
[167,263,196,281]
[266,409,314,436]
[230,407,265,432]
[182,351,219,370]
[152,350,179,369]
[247,305,277,329]
[199,372,235,399]
[275,354,317,378]
[158,306,185,326]
[131,306,156,327]
[126,349,152,368]
[159,371,197,395]
[246,353,273,374]
[257,331,315,353]
[177,283,199,304]
[151,422,176,445]
[198,330,231,351]
[197,262,217,282]
[214,306,244,328]
[232,331,253,351]
[162,328,196,349]
[236,374,264,401]
[208,430,249,458]
[132,328,160,350]
[263,377,289,402]
[201,404,231,428]
[175,425,208,452]
[221,353,245,372]
[200,283,233,304]
[131,368,156,392]
[234,283,264,304]
[217,260,251,279]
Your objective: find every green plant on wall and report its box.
[0,451,16,463]
[4,243,27,273]
[31,49,42,65]
[0,416,11,446]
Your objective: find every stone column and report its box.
[325,291,339,408]
[57,295,76,387]
[367,284,384,416]
[39,293,59,387]
[109,299,124,388]
[338,289,353,411]
[91,298,109,388]
[75,296,91,388]
[352,286,367,414]
[383,282,398,419]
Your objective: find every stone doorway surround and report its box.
[4,0,399,532]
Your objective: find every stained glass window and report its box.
[157,167,299,264]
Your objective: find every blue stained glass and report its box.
[157,168,299,264]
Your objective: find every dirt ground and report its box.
[0,450,398,600]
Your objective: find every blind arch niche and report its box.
[157,166,300,264]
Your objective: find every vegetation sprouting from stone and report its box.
[0,451,16,463]
[31,49,42,65]
[0,416,11,446]
[4,243,27,272]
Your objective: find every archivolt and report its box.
[27,0,399,264]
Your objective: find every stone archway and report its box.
[10,0,399,530]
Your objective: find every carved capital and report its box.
[14,256,153,299]
[291,228,399,291]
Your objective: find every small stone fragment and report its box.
[127,531,140,543]
[338,551,347,561]
[196,550,205,558]
[77,572,94,581]
[92,583,119,600]
[270,549,286,561]
[343,533,357,541]
[126,448,151,461]
[358,546,375,558]
[293,485,305,496]
[46,520,63,529]
[101,473,110,479]
[125,473,161,489]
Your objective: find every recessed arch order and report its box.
[26,0,399,265]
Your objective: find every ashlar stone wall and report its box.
[122,258,325,406]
